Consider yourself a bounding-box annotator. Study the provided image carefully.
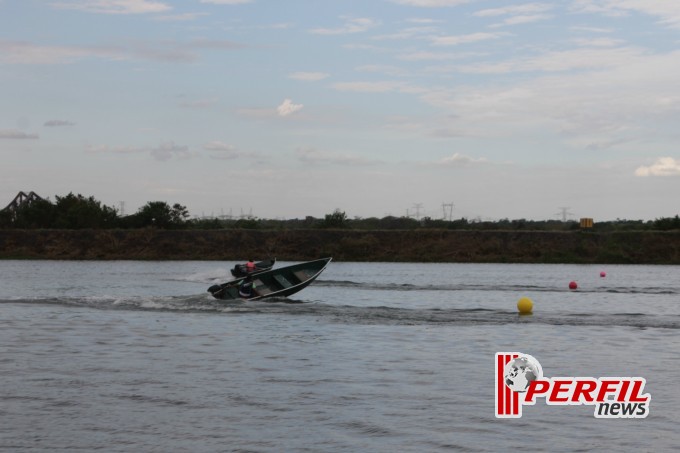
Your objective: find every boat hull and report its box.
[209,257,331,301]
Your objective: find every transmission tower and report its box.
[555,207,574,222]
[412,203,423,220]
[442,202,454,221]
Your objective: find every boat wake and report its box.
[2,295,678,329]
[316,279,680,295]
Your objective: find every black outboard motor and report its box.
[232,264,249,278]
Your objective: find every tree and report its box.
[5,198,55,228]
[320,209,348,229]
[53,193,117,229]
[134,201,189,228]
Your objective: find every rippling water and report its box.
[1,261,679,452]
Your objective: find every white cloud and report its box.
[200,0,253,4]
[455,46,646,74]
[51,0,171,14]
[389,0,471,7]
[440,153,488,165]
[310,17,379,35]
[0,39,243,65]
[332,81,427,95]
[490,14,553,27]
[178,97,219,109]
[0,40,94,64]
[203,141,259,159]
[430,32,502,46]
[153,12,208,21]
[397,50,482,61]
[333,81,404,93]
[0,129,39,139]
[288,72,330,81]
[475,3,553,17]
[416,47,680,145]
[635,157,680,177]
[296,148,381,166]
[44,120,75,127]
[571,1,680,28]
[277,99,303,117]
[151,142,193,161]
[86,141,194,161]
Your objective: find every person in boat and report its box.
[245,259,257,273]
[239,275,255,298]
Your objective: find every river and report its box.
[1,260,678,452]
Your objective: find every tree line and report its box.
[1,193,679,231]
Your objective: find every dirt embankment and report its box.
[1,229,679,263]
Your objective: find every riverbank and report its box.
[1,229,678,263]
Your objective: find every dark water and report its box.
[1,261,679,452]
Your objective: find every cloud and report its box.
[389,0,471,6]
[296,148,381,166]
[430,32,503,46]
[0,129,39,139]
[475,3,553,17]
[491,14,553,27]
[412,46,680,146]
[277,99,303,116]
[51,0,172,14]
[635,157,680,177]
[153,12,209,21]
[178,97,219,109]
[571,1,680,28]
[310,17,379,35]
[397,50,482,61]
[0,40,94,64]
[440,153,489,165]
[86,144,147,154]
[150,142,193,161]
[0,39,244,65]
[454,46,647,74]
[86,141,194,161]
[200,0,254,4]
[288,72,330,81]
[203,141,259,159]
[44,120,75,127]
[332,81,426,95]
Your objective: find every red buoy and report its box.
[600,271,606,278]
[569,281,578,290]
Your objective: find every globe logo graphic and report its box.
[504,354,543,393]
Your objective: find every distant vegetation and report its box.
[1,192,679,232]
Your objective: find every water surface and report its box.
[1,261,678,452]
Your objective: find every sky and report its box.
[1,0,680,221]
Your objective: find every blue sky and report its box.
[1,0,679,221]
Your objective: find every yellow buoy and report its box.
[517,297,533,314]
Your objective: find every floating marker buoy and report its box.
[569,281,578,290]
[517,296,533,314]
[600,271,606,278]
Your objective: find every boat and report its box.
[208,257,332,301]
[230,258,276,278]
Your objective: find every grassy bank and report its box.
[1,229,679,263]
